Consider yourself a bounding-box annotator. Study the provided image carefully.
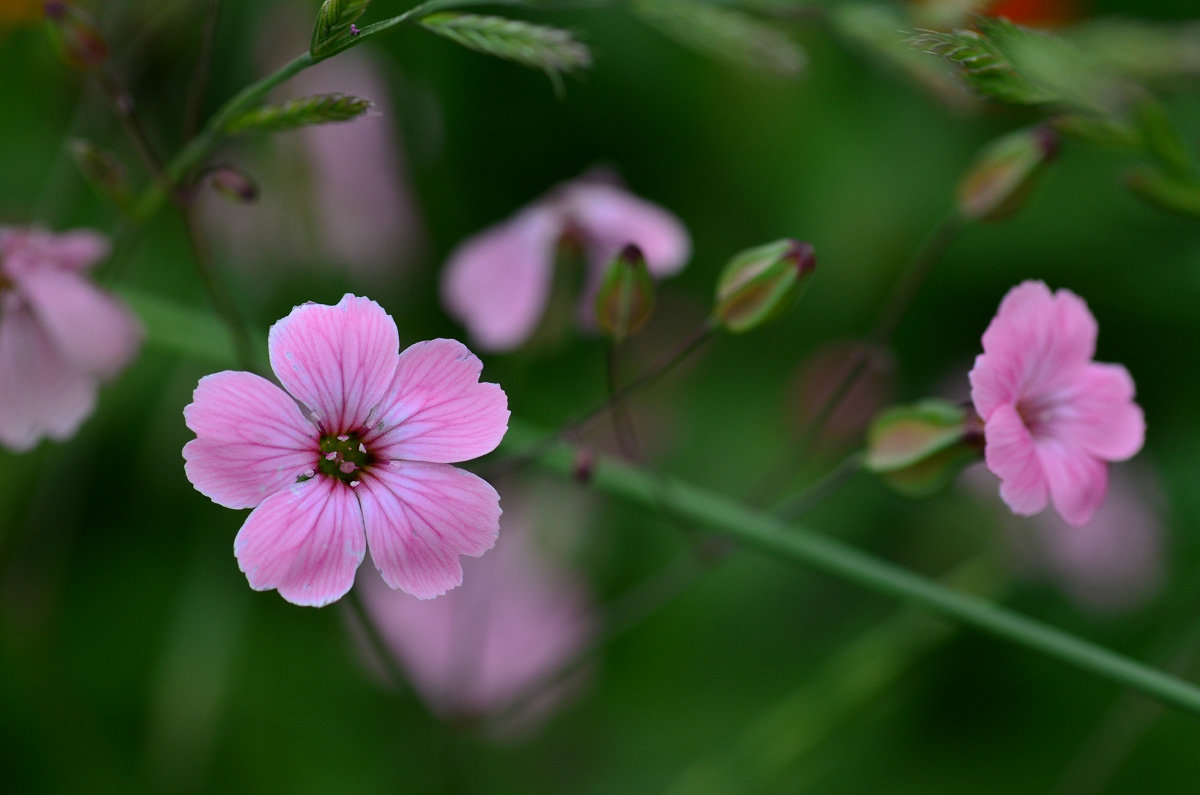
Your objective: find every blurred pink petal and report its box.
[370,338,510,463]
[0,226,140,451]
[183,371,318,509]
[235,477,366,608]
[183,294,508,606]
[969,281,1144,526]
[0,300,96,451]
[357,460,501,599]
[441,173,691,352]
[17,266,140,376]
[441,205,561,352]
[563,180,691,277]
[358,484,595,729]
[267,295,399,433]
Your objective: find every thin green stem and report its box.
[118,290,1200,720]
[345,587,409,693]
[179,208,257,372]
[502,420,1200,717]
[184,0,223,140]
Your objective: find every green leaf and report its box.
[311,0,372,58]
[632,0,805,77]
[223,94,373,134]
[1125,166,1200,220]
[419,13,591,88]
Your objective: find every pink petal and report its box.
[969,349,1020,421]
[183,370,319,509]
[0,227,110,274]
[357,460,501,599]
[15,267,141,377]
[440,205,562,352]
[984,403,1049,517]
[1046,363,1145,462]
[980,281,1098,400]
[267,294,400,433]
[367,339,509,464]
[563,182,691,277]
[0,300,97,451]
[234,476,365,607]
[1036,440,1109,527]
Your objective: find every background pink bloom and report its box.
[356,481,596,733]
[183,295,509,607]
[969,280,1145,526]
[0,227,141,451]
[442,171,691,352]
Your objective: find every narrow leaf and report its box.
[224,93,372,134]
[632,0,805,77]
[419,13,591,85]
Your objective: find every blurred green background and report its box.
[4,0,1200,792]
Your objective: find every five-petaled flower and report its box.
[441,171,691,352]
[969,280,1145,526]
[183,294,509,607]
[0,226,141,451]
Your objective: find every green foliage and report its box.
[418,13,592,89]
[223,93,373,134]
[311,0,372,58]
[631,0,805,77]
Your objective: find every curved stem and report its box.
[502,420,1200,718]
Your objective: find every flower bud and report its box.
[713,239,815,333]
[956,125,1058,222]
[206,165,259,204]
[44,2,108,69]
[68,140,131,209]
[594,244,655,342]
[865,399,983,498]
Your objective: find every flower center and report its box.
[1016,396,1057,436]
[317,432,373,485]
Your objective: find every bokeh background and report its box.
[3,0,1200,791]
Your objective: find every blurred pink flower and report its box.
[442,173,691,352]
[357,483,595,730]
[183,294,509,607]
[0,226,141,451]
[969,280,1145,526]
[1019,468,1164,614]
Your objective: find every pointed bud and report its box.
[956,125,1058,222]
[205,166,259,204]
[311,0,372,58]
[594,244,656,342]
[68,139,131,209]
[713,239,815,333]
[44,2,108,69]
[865,399,983,498]
[224,93,372,134]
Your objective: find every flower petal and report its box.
[183,370,319,509]
[1036,439,1108,527]
[563,182,691,278]
[983,402,1049,517]
[980,281,1098,399]
[367,339,509,463]
[1046,362,1145,462]
[440,205,562,352]
[358,460,501,600]
[234,476,365,607]
[0,227,109,274]
[267,294,400,433]
[0,300,96,451]
[15,266,141,377]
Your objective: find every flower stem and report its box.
[502,420,1200,718]
[118,290,1200,719]
[345,587,409,694]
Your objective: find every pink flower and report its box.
[442,173,691,352]
[182,294,509,607]
[0,226,141,451]
[969,280,1145,526]
[356,483,595,731]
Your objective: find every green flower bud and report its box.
[713,239,815,333]
[594,244,655,342]
[68,140,131,209]
[45,2,108,70]
[956,125,1058,222]
[865,399,983,498]
[206,166,259,204]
